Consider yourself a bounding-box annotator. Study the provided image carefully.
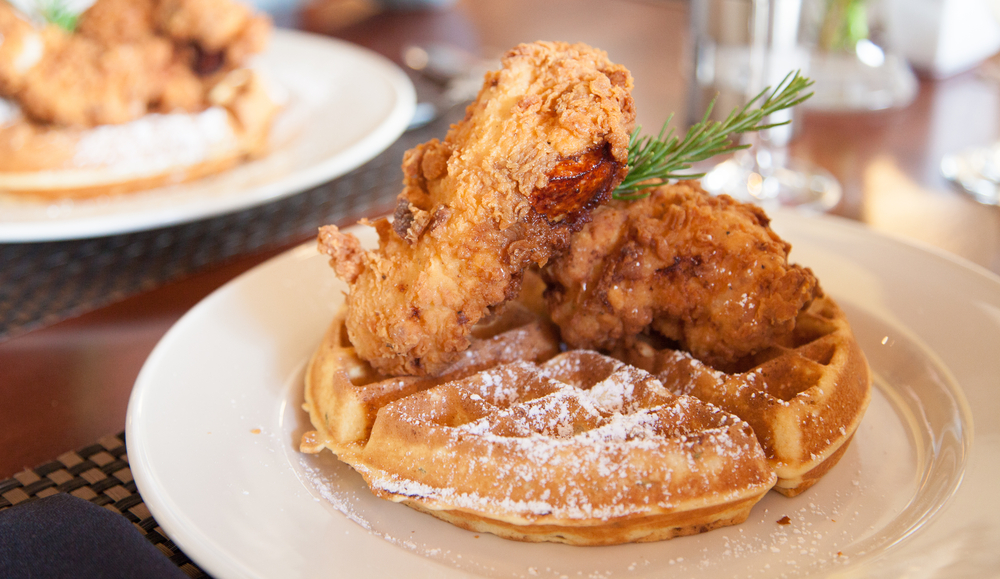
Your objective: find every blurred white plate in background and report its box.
[0,29,415,242]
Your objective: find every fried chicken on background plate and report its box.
[319,41,635,376]
[0,0,270,128]
[543,181,821,370]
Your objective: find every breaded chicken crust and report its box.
[320,41,635,376]
[543,181,821,370]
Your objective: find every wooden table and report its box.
[2,0,999,481]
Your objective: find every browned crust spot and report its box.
[530,143,623,226]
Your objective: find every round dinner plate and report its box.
[127,213,999,578]
[0,29,415,242]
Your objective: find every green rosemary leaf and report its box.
[611,71,814,200]
[42,6,78,31]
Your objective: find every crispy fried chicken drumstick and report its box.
[544,181,821,370]
[319,41,635,376]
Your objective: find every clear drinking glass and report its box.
[797,0,917,111]
[939,0,1000,205]
[689,0,842,212]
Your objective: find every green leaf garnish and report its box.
[5,0,82,31]
[612,70,814,200]
[41,2,78,31]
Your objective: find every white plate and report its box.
[0,29,415,242]
[126,213,1000,578]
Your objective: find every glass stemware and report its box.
[798,0,917,112]
[940,0,1000,205]
[691,0,842,212]
[941,143,1000,206]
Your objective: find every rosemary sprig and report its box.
[40,1,79,31]
[5,0,82,31]
[612,71,814,200]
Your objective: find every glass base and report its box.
[803,50,918,112]
[941,144,1000,205]
[701,149,842,213]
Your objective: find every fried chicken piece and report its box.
[0,0,271,127]
[543,181,821,369]
[156,0,262,53]
[153,0,271,76]
[78,0,270,71]
[73,0,206,113]
[16,34,173,126]
[320,41,635,376]
[76,0,157,44]
[0,2,46,95]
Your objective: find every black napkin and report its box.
[0,493,190,579]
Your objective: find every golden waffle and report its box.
[300,273,561,457]
[614,295,871,496]
[338,351,776,545]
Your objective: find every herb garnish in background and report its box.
[4,0,91,31]
[39,0,80,31]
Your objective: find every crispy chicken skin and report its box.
[320,41,635,376]
[544,181,820,369]
[0,0,270,127]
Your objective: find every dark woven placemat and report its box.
[0,107,462,343]
[0,433,209,578]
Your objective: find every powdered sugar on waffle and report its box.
[357,353,771,521]
[72,107,235,171]
[659,348,793,407]
[541,354,643,413]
